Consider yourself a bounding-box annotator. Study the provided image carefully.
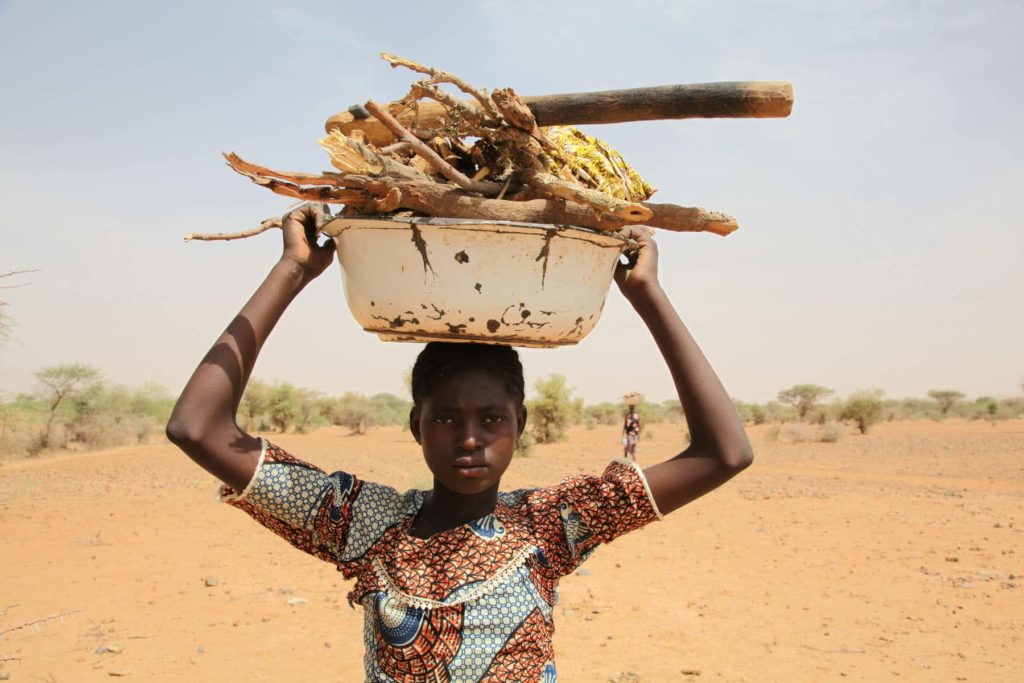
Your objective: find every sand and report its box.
[1,419,1021,682]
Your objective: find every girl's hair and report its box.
[411,342,525,407]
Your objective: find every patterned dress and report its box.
[221,440,663,683]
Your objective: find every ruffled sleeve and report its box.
[520,458,662,577]
[220,439,413,576]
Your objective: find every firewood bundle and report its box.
[188,53,794,242]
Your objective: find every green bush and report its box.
[840,390,885,434]
[527,374,581,444]
[819,422,844,443]
[928,389,966,417]
[0,370,174,457]
[515,431,533,458]
[778,384,834,420]
[584,402,620,426]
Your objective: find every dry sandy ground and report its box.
[1,420,1021,682]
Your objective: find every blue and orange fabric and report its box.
[221,440,662,683]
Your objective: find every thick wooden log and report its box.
[326,81,794,146]
[526,81,793,125]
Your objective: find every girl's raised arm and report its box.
[614,227,753,516]
[166,204,335,491]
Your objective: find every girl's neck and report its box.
[410,482,500,539]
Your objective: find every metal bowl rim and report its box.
[321,215,634,245]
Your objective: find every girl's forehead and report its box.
[423,369,518,403]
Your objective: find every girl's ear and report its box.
[517,405,528,437]
[409,407,422,444]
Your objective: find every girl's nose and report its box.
[458,426,481,451]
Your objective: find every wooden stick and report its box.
[363,99,505,195]
[380,52,498,119]
[223,153,346,186]
[216,172,736,236]
[1,610,80,636]
[227,164,367,203]
[527,81,794,125]
[184,216,282,242]
[516,169,652,222]
[349,180,735,235]
[410,81,488,129]
[327,81,794,146]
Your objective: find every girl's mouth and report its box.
[451,458,488,476]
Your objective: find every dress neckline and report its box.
[403,493,505,542]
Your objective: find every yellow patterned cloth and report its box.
[542,126,656,203]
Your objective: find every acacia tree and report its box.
[928,389,965,416]
[777,384,834,420]
[35,363,100,450]
[840,390,885,434]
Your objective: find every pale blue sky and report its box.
[1,0,1021,404]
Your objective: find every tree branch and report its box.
[184,216,283,242]
[380,52,497,119]
[364,99,505,196]
[516,169,652,222]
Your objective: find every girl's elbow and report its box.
[165,415,198,447]
[726,446,754,472]
[165,412,212,449]
[719,439,754,472]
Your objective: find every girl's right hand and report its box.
[280,203,336,280]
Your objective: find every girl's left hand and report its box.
[614,226,660,298]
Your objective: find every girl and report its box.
[167,204,753,682]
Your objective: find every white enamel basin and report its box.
[320,217,632,347]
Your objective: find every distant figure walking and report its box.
[622,394,642,460]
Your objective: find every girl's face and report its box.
[410,369,526,496]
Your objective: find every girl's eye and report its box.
[432,416,454,424]
[483,415,504,424]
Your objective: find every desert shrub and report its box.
[731,399,752,423]
[2,373,173,456]
[782,423,813,443]
[367,393,412,425]
[582,413,596,430]
[239,380,272,431]
[840,390,885,434]
[965,397,999,421]
[584,402,620,426]
[320,392,374,434]
[886,397,938,420]
[515,431,533,458]
[778,384,834,420]
[998,397,1024,418]
[764,400,796,423]
[72,413,152,449]
[527,374,581,444]
[810,406,836,425]
[318,392,412,435]
[818,422,844,443]
[35,363,101,450]
[764,423,781,442]
[748,403,767,425]
[928,389,965,417]
[662,399,684,422]
[263,382,321,433]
